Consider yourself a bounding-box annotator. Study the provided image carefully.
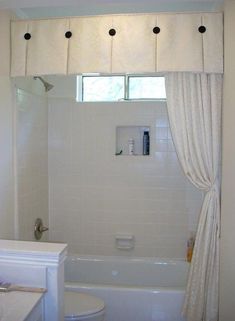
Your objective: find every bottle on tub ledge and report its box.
[143,131,150,155]
[186,232,195,263]
[128,138,135,155]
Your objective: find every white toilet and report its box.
[64,291,105,321]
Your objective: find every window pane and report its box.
[128,76,166,99]
[82,76,125,101]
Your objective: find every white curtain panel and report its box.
[165,73,222,321]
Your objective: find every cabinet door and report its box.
[11,21,29,76]
[25,299,43,321]
[202,13,223,73]
[111,15,157,73]
[68,16,112,74]
[26,19,69,76]
[157,14,203,72]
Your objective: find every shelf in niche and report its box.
[116,126,150,156]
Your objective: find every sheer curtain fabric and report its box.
[165,72,222,321]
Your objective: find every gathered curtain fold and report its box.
[164,72,222,321]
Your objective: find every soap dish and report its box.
[115,234,135,250]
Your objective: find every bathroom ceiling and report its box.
[0,0,224,18]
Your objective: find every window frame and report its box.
[77,74,166,102]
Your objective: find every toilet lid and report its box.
[65,291,105,318]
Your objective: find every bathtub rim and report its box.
[66,254,188,266]
[65,281,186,294]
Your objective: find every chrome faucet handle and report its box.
[34,218,49,240]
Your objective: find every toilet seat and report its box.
[64,291,105,320]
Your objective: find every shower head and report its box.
[33,76,54,92]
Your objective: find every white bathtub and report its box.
[65,255,189,321]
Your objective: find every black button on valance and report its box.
[198,26,206,33]
[65,31,72,38]
[109,29,116,36]
[153,27,161,34]
[24,33,31,40]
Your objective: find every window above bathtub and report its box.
[76,74,166,102]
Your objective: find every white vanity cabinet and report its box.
[25,298,44,321]
[0,292,44,321]
[0,240,67,321]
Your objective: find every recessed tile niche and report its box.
[116,126,150,156]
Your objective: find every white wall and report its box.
[0,10,15,239]
[0,14,50,240]
[48,76,203,257]
[14,80,49,241]
[220,1,235,320]
[19,1,223,19]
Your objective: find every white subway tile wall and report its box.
[48,99,203,258]
[16,89,48,241]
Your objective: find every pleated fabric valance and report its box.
[10,12,223,77]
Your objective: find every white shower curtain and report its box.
[165,73,222,321]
